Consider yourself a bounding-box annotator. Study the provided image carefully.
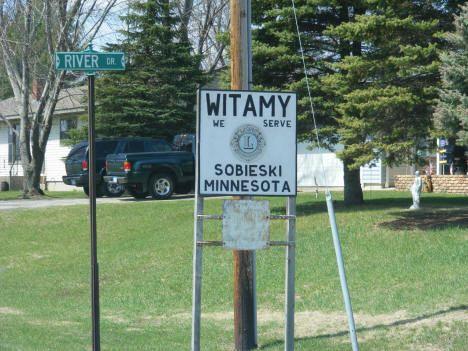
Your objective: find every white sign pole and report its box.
[285,196,296,351]
[191,193,203,351]
[192,95,203,351]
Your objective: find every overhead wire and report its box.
[290,0,328,189]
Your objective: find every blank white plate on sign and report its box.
[222,200,270,250]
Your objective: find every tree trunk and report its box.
[22,157,45,197]
[343,159,363,206]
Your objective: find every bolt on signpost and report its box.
[55,44,125,351]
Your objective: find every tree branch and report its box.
[0,113,19,136]
[0,0,22,97]
[81,0,118,46]
[208,43,226,73]
[44,0,54,58]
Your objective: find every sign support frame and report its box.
[192,0,296,346]
[191,90,297,350]
[190,195,296,351]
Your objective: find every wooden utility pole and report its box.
[231,0,256,348]
[231,0,248,90]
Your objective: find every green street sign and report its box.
[55,50,125,71]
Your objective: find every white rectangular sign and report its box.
[198,89,297,196]
[222,200,270,250]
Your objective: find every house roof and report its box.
[0,86,86,119]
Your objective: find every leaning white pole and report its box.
[325,190,359,351]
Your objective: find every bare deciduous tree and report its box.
[0,0,117,196]
[180,0,229,72]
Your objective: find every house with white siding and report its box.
[0,86,85,190]
[297,142,410,189]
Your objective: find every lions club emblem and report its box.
[230,124,266,162]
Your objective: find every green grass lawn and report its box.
[0,191,467,350]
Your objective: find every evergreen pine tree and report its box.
[75,0,206,142]
[434,3,468,146]
[252,1,458,204]
[252,1,344,137]
[322,3,447,203]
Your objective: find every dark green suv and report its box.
[63,138,173,197]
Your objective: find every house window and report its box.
[8,124,20,164]
[60,118,77,141]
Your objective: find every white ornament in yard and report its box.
[410,171,422,210]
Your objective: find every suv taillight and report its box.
[123,161,131,172]
[82,160,88,171]
[105,160,108,172]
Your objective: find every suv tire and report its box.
[103,182,125,197]
[149,173,174,200]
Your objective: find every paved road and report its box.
[0,194,195,210]
[1,188,323,210]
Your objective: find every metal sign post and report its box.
[87,72,100,351]
[285,197,296,350]
[55,44,125,351]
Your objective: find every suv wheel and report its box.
[103,182,125,197]
[149,173,174,200]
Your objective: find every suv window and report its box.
[114,141,145,153]
[124,140,145,153]
[146,140,173,152]
[68,145,87,161]
[96,140,119,157]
